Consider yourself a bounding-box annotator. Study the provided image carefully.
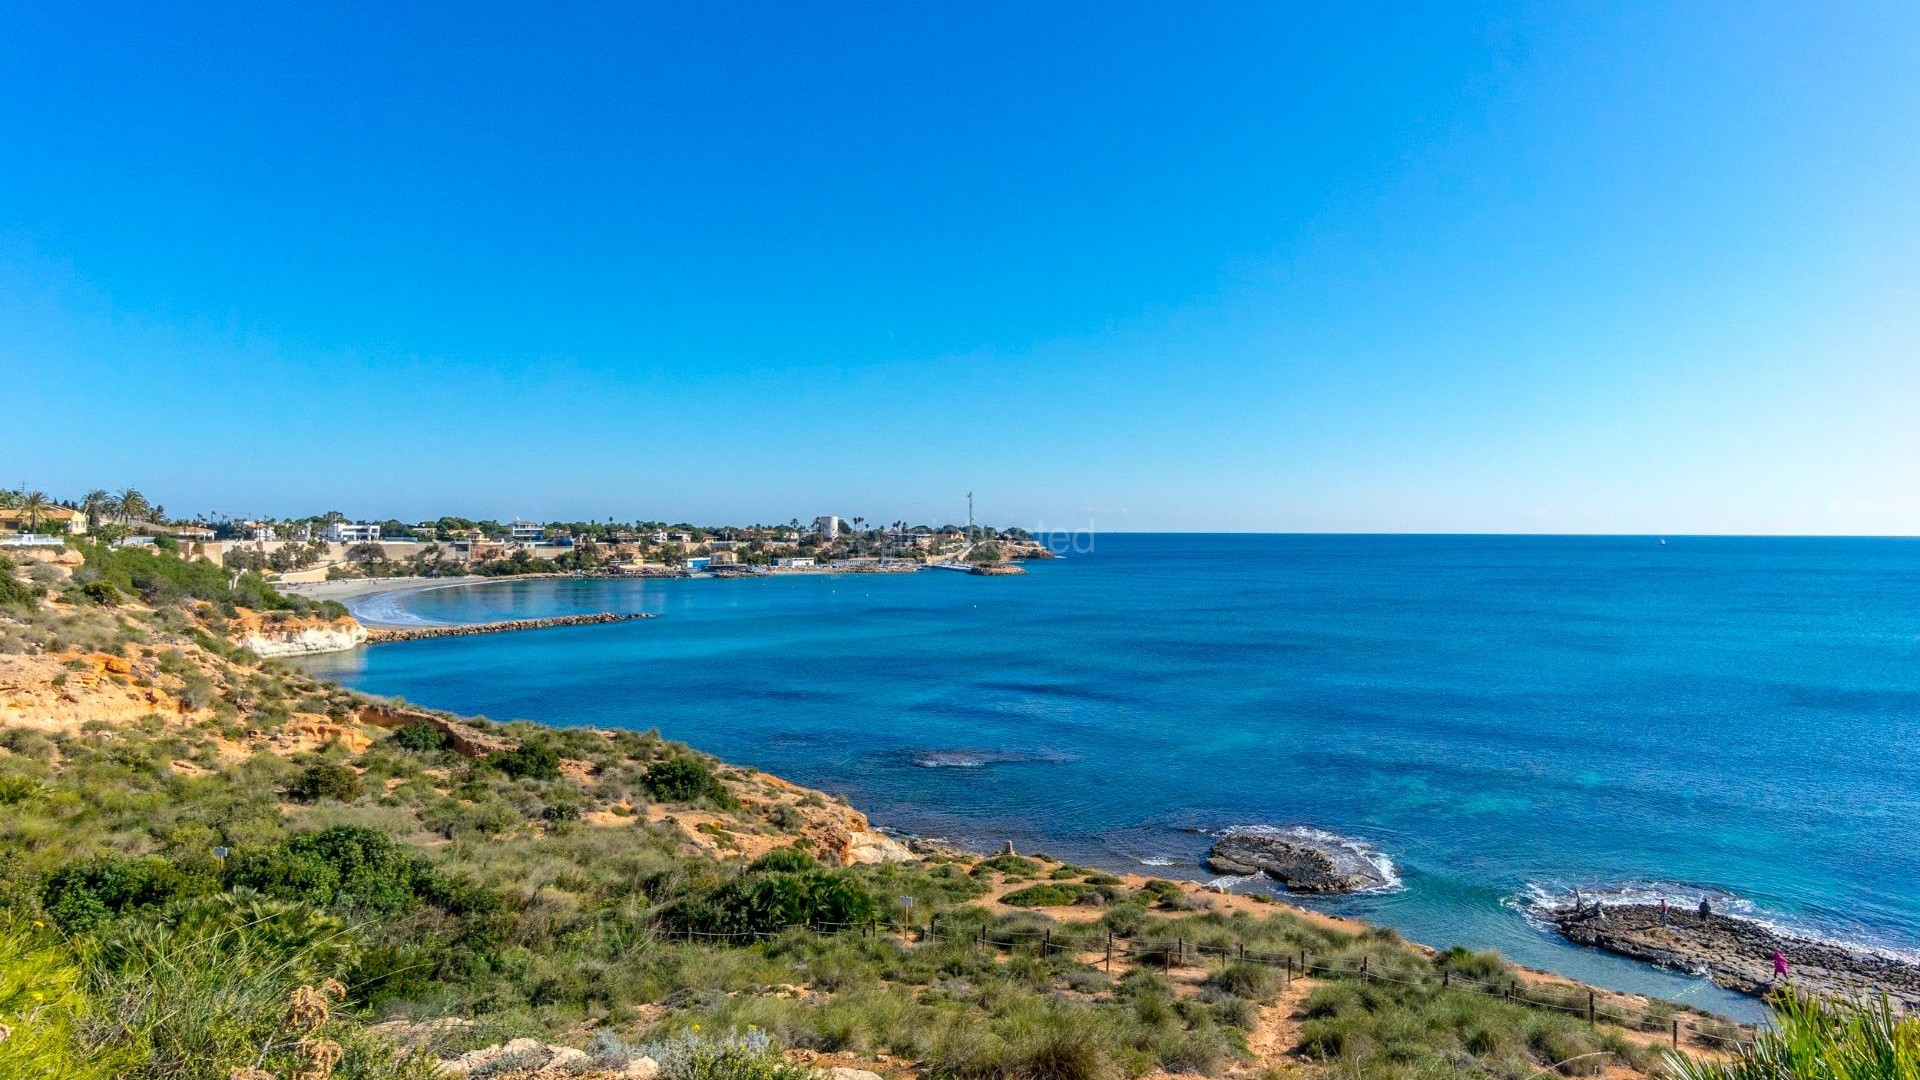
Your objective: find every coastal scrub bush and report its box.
[0,569,45,609]
[970,854,1042,879]
[78,579,122,605]
[488,741,561,780]
[0,924,129,1078]
[1209,960,1283,1001]
[673,866,879,936]
[1136,879,1187,907]
[646,755,733,806]
[289,761,363,802]
[641,1027,816,1080]
[41,856,214,932]
[1668,992,1918,1080]
[750,848,819,874]
[1001,883,1093,907]
[393,722,450,752]
[225,826,438,915]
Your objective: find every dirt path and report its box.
[1238,976,1317,1074]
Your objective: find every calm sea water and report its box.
[299,535,1920,1020]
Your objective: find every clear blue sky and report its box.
[3,3,1916,533]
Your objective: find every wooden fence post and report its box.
[1588,990,1596,1024]
[1671,1020,1679,1050]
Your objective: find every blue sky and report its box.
[3,3,1916,532]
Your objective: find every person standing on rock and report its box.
[1660,898,1668,926]
[1772,950,1789,982]
[1698,898,1711,921]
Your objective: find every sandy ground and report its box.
[279,575,487,602]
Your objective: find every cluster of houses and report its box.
[3,504,993,581]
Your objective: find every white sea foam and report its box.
[1206,873,1265,890]
[1216,824,1404,894]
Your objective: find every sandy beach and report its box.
[279,574,511,626]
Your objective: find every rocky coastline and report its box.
[366,612,653,643]
[1205,831,1393,893]
[1551,903,1920,1008]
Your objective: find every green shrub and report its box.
[225,826,439,915]
[1001,883,1093,907]
[0,924,130,1078]
[41,857,213,932]
[1209,960,1283,1000]
[971,854,1042,878]
[0,774,45,804]
[1136,878,1186,907]
[78,579,122,605]
[750,848,820,874]
[288,761,363,802]
[489,742,561,780]
[1668,992,1908,1080]
[393,722,450,752]
[0,570,45,609]
[641,1028,816,1080]
[646,755,732,805]
[675,867,879,936]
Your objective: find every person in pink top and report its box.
[1772,950,1789,981]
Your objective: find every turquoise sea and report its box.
[297,534,1920,1021]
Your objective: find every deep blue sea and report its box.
[298,534,1920,1020]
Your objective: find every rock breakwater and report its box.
[367,612,653,643]
[1552,903,1920,1007]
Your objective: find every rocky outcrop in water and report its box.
[1205,832,1392,893]
[366,612,652,643]
[1552,903,1920,1008]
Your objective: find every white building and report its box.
[324,522,381,543]
[509,518,545,542]
[812,515,842,539]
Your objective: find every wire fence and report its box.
[658,915,1757,1053]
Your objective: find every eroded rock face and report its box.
[238,618,369,657]
[1205,833,1392,893]
[356,703,509,759]
[1552,904,1920,1008]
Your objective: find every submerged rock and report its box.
[1205,832,1392,893]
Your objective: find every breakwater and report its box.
[366,612,653,644]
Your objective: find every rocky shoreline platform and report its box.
[1204,831,1394,893]
[1551,903,1920,1008]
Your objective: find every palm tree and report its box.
[19,490,49,532]
[115,488,149,526]
[80,489,110,532]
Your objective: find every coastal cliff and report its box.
[234,609,370,656]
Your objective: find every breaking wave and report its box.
[1215,824,1404,893]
